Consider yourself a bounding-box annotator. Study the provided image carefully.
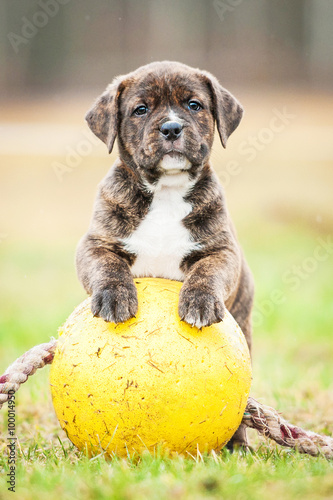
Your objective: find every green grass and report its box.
[1,217,333,499]
[2,444,333,500]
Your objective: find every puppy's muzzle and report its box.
[160,121,183,142]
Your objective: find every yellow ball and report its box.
[50,278,251,457]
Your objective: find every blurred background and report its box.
[0,0,333,437]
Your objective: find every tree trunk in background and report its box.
[1,0,333,95]
[4,0,70,94]
[305,0,333,86]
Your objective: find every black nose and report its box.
[160,121,183,141]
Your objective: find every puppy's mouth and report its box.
[165,151,184,159]
[159,150,191,175]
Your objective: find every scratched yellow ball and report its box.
[50,278,251,457]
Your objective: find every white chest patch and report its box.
[122,173,200,280]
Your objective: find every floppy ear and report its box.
[202,72,243,148]
[85,77,122,153]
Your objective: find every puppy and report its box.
[76,61,254,447]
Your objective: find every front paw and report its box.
[178,286,225,329]
[91,282,138,324]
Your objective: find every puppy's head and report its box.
[86,61,243,184]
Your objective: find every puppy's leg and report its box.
[227,260,254,355]
[179,246,241,329]
[76,235,138,323]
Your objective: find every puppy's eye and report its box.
[188,100,202,112]
[133,105,148,116]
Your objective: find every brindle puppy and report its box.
[76,61,254,448]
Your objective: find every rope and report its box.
[0,339,57,409]
[242,397,333,459]
[1,340,333,458]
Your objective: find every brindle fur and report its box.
[76,61,254,447]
